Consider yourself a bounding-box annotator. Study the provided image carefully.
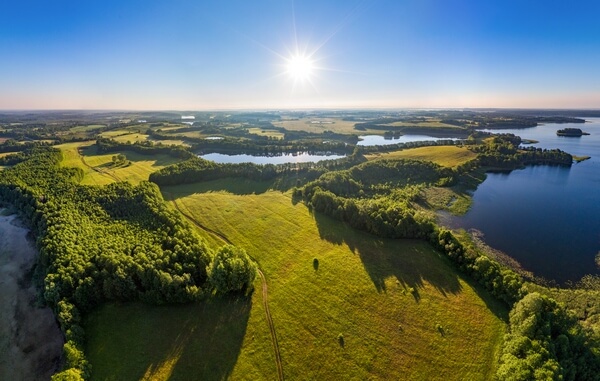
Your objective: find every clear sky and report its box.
[1,0,599,110]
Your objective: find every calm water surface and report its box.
[445,118,600,284]
[200,152,346,165]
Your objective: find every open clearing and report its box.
[247,127,284,140]
[56,141,184,185]
[365,146,477,168]
[86,179,506,380]
[273,118,358,134]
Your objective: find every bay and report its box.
[444,118,600,284]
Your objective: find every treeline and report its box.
[95,137,195,159]
[473,135,573,168]
[293,159,454,238]
[193,137,353,155]
[149,153,366,187]
[357,138,464,154]
[0,139,53,153]
[0,147,256,380]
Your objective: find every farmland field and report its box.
[85,179,507,380]
[365,146,477,168]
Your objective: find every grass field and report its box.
[85,179,507,380]
[70,124,106,133]
[111,133,148,143]
[365,146,477,168]
[56,141,184,185]
[247,127,284,140]
[273,118,358,134]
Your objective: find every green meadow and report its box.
[365,146,477,168]
[56,141,184,185]
[85,178,507,380]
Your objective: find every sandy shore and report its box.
[0,210,63,380]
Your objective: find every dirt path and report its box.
[257,268,284,381]
[165,194,284,380]
[0,211,63,381]
[76,147,121,182]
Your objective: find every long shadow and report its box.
[311,211,463,299]
[312,210,510,320]
[162,178,276,197]
[86,296,251,381]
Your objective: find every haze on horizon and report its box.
[1,0,599,111]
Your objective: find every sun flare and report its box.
[286,54,315,81]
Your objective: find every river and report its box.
[443,118,600,284]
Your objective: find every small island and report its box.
[556,128,590,137]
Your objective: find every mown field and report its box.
[85,178,507,381]
[365,146,477,168]
[56,141,184,185]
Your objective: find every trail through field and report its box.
[76,147,121,182]
[166,194,285,380]
[0,211,63,380]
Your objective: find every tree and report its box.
[208,245,257,294]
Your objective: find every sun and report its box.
[286,54,315,82]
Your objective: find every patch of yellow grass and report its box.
[56,141,184,185]
[365,146,477,168]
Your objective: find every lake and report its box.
[357,134,459,146]
[444,118,600,284]
[200,152,346,165]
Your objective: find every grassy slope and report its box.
[56,141,183,185]
[365,146,477,168]
[86,178,506,381]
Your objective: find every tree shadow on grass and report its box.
[311,211,463,299]
[311,209,510,320]
[161,178,276,197]
[85,295,251,381]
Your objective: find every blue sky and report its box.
[1,0,599,109]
